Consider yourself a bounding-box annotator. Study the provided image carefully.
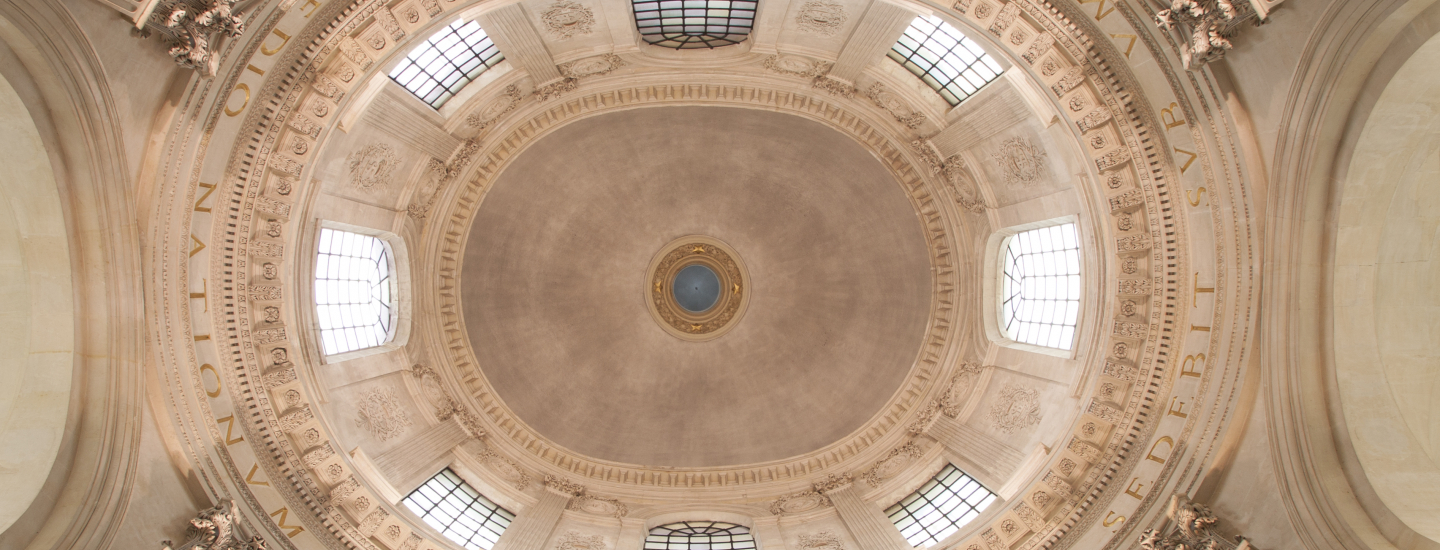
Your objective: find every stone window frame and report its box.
[401,468,516,550]
[305,220,413,365]
[884,463,998,548]
[982,216,1084,359]
[388,19,506,109]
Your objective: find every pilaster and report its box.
[826,483,911,550]
[478,4,564,83]
[828,0,913,82]
[363,88,462,160]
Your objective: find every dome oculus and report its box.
[672,264,721,312]
[646,236,750,341]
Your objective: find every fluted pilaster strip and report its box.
[479,4,563,83]
[828,485,912,550]
[373,417,469,483]
[929,414,1024,479]
[929,78,1029,155]
[829,1,914,82]
[493,489,568,550]
[364,90,461,160]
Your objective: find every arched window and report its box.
[632,0,758,49]
[314,228,398,355]
[998,222,1081,350]
[403,469,514,550]
[644,521,756,550]
[389,19,505,109]
[889,15,1003,106]
[886,464,996,547]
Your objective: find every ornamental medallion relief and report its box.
[797,532,845,550]
[987,384,1042,434]
[645,236,750,341]
[769,489,832,515]
[865,83,927,129]
[555,531,607,550]
[568,493,628,518]
[346,143,401,191]
[354,386,413,441]
[991,137,1047,187]
[559,54,625,78]
[861,441,925,486]
[539,1,595,40]
[795,1,848,36]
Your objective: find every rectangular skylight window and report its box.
[889,15,1004,106]
[389,20,505,109]
[403,469,514,550]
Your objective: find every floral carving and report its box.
[795,1,848,36]
[346,143,401,191]
[911,139,986,212]
[866,83,926,129]
[555,531,607,550]
[991,137,1047,187]
[544,474,587,496]
[811,472,854,493]
[1138,496,1249,550]
[465,85,528,130]
[769,489,832,515]
[861,441,925,487]
[987,384,1042,434]
[160,499,266,550]
[477,449,531,490]
[354,386,412,441]
[539,1,595,40]
[144,0,246,77]
[797,532,844,550]
[568,493,629,518]
[762,55,830,78]
[560,54,625,79]
[1155,0,1263,70]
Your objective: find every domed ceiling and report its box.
[462,106,932,467]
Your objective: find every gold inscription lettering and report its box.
[1191,323,1211,332]
[1168,397,1190,418]
[1103,511,1126,528]
[301,0,322,17]
[190,234,206,258]
[1145,436,1174,464]
[194,333,211,342]
[1124,477,1147,500]
[1160,102,1187,131]
[224,84,250,117]
[199,363,221,398]
[190,278,208,313]
[1079,0,1116,20]
[246,464,270,486]
[1192,272,1215,307]
[194,182,216,212]
[261,29,292,56]
[1174,147,1198,174]
[1187,186,1208,207]
[216,415,245,445]
[246,64,265,77]
[1181,353,1206,378]
[1110,33,1137,58]
[269,507,305,538]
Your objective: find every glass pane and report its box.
[886,465,997,547]
[998,223,1082,350]
[888,15,1004,106]
[401,469,514,550]
[314,229,398,355]
[388,20,506,109]
[632,0,756,49]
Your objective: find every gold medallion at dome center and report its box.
[645,236,750,341]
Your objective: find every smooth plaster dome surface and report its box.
[461,106,932,467]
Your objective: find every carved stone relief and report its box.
[861,441,925,487]
[866,83,927,129]
[797,532,844,550]
[1154,0,1265,70]
[138,0,246,77]
[354,386,412,442]
[560,54,625,79]
[568,493,629,518]
[346,143,401,191]
[1138,496,1253,550]
[539,1,596,40]
[769,489,832,515]
[160,499,267,550]
[795,1,848,36]
[476,449,532,490]
[465,85,529,130]
[987,384,1042,434]
[555,531,607,550]
[762,55,830,78]
[409,364,486,437]
[991,137,1047,187]
[911,139,986,212]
